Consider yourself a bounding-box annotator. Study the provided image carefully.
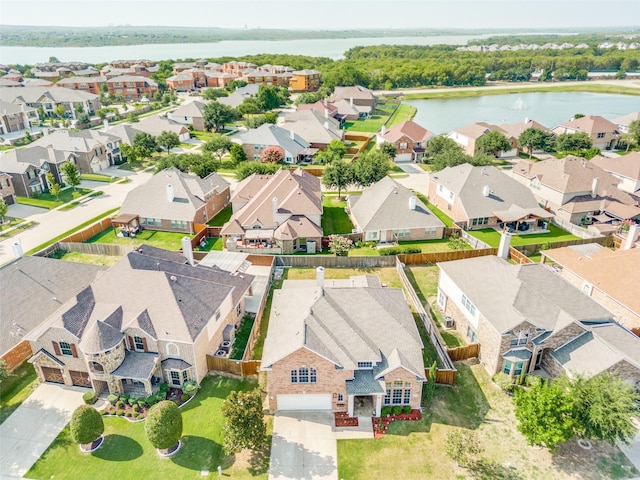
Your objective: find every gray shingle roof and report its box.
[161,358,192,370]
[79,318,125,354]
[112,351,159,380]
[233,124,310,157]
[62,287,96,339]
[346,369,385,395]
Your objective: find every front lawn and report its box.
[321,196,354,235]
[17,188,93,209]
[80,173,118,183]
[0,362,38,425]
[27,376,269,480]
[86,229,187,250]
[207,205,233,226]
[338,362,637,480]
[467,224,579,248]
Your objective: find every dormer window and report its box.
[357,361,373,369]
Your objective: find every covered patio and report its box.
[494,205,554,234]
[111,213,141,238]
[111,351,160,396]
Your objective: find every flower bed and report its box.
[373,409,422,438]
[334,412,359,427]
[102,384,196,422]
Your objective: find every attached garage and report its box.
[277,394,332,411]
[41,366,64,384]
[70,370,92,387]
[394,153,413,163]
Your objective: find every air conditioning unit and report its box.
[444,316,455,329]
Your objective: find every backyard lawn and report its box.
[349,238,465,256]
[86,229,187,250]
[49,250,121,267]
[468,224,579,248]
[0,362,38,425]
[321,196,354,235]
[415,193,455,227]
[344,115,387,133]
[387,104,417,127]
[338,362,637,480]
[207,205,233,226]
[26,376,270,480]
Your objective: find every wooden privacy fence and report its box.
[446,343,480,362]
[509,247,533,265]
[61,217,112,243]
[58,241,134,257]
[512,235,614,256]
[275,255,396,268]
[206,356,261,376]
[190,224,208,249]
[434,369,457,386]
[242,257,275,361]
[397,248,497,266]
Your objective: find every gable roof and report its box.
[0,86,98,104]
[591,152,640,183]
[0,145,71,172]
[451,122,507,140]
[282,109,343,145]
[438,256,614,334]
[169,100,207,118]
[261,281,424,379]
[103,124,144,145]
[120,167,229,222]
[330,85,376,102]
[554,115,619,134]
[430,164,542,219]
[499,118,551,138]
[135,115,189,137]
[612,112,640,127]
[233,123,310,156]
[31,130,119,153]
[380,120,434,144]
[349,176,444,232]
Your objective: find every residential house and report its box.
[512,156,639,228]
[232,123,315,164]
[0,86,100,119]
[499,118,551,155]
[1,256,106,371]
[261,269,425,415]
[0,173,16,204]
[119,167,230,234]
[0,150,48,197]
[427,164,553,231]
[200,71,236,89]
[0,101,39,135]
[591,152,640,195]
[296,100,340,121]
[54,76,107,95]
[101,60,157,79]
[106,75,159,100]
[221,168,322,253]
[542,243,640,331]
[102,124,144,147]
[134,115,190,141]
[289,69,322,92]
[242,69,289,88]
[217,84,260,109]
[332,98,371,120]
[376,121,434,162]
[281,109,344,150]
[173,59,211,73]
[32,62,100,81]
[26,245,254,395]
[552,115,620,150]
[437,255,640,383]
[613,112,640,134]
[167,100,207,131]
[223,61,257,76]
[330,85,377,109]
[447,122,514,156]
[165,73,195,92]
[348,176,445,242]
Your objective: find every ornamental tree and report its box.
[222,389,266,455]
[379,142,397,159]
[445,430,483,467]
[157,131,180,154]
[322,159,353,199]
[556,131,593,152]
[328,234,354,256]
[235,161,280,180]
[476,130,511,158]
[0,199,7,226]
[229,143,247,164]
[260,146,284,164]
[518,127,554,157]
[60,161,81,192]
[352,151,390,187]
[202,134,233,162]
[145,400,183,451]
[70,405,104,446]
[204,101,236,132]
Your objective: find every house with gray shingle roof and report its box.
[437,255,640,382]
[232,123,315,164]
[348,176,445,242]
[119,167,230,234]
[0,86,101,119]
[26,245,254,396]
[167,100,207,131]
[261,269,425,415]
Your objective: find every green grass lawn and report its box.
[196,237,223,252]
[414,193,455,227]
[321,196,354,235]
[467,224,579,248]
[207,205,233,226]
[17,188,93,209]
[26,376,270,480]
[0,220,37,239]
[87,229,187,250]
[80,173,118,183]
[0,362,38,425]
[0,216,25,229]
[387,103,417,126]
[345,115,388,133]
[230,315,256,360]
[49,250,121,266]
[349,238,463,256]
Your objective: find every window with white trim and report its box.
[461,294,476,316]
[337,393,344,404]
[384,381,412,405]
[59,341,73,356]
[290,367,316,384]
[510,330,529,347]
[134,336,144,351]
[425,227,437,237]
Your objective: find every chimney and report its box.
[497,232,512,259]
[166,183,174,202]
[181,237,194,266]
[103,119,109,130]
[316,266,325,288]
[324,108,329,119]
[289,129,295,140]
[482,185,491,197]
[524,117,529,124]
[381,125,386,136]
[349,97,354,107]
[324,98,328,107]
[272,196,278,221]
[324,121,329,130]
[11,242,24,259]
[623,224,640,250]
[409,196,417,210]
[591,177,599,199]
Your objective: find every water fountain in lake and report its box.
[510,97,527,110]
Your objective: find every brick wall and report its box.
[1,341,33,372]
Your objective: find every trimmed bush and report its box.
[492,372,515,393]
[70,405,104,445]
[83,390,97,405]
[133,404,140,413]
[381,406,392,416]
[181,393,189,402]
[181,380,198,395]
[116,409,124,416]
[159,382,170,393]
[128,397,137,407]
[379,246,422,256]
[107,394,118,405]
[403,405,412,414]
[138,399,148,408]
[392,406,403,415]
[116,400,124,408]
[145,400,183,450]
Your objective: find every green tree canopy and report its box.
[154,153,217,179]
[202,134,233,162]
[476,130,512,157]
[222,389,266,455]
[145,400,183,451]
[322,159,354,198]
[230,143,248,163]
[133,132,158,157]
[70,405,104,445]
[326,139,347,158]
[256,85,289,111]
[425,135,461,158]
[556,131,593,152]
[236,161,281,180]
[0,198,8,224]
[61,161,81,191]
[379,142,398,159]
[353,151,390,187]
[157,131,180,154]
[518,127,554,157]
[201,88,229,100]
[204,101,236,132]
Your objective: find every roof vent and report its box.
[483,185,491,197]
[170,275,177,282]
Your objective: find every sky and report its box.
[1,0,639,30]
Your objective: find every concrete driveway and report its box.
[0,383,86,479]
[269,412,338,480]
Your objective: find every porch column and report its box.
[144,379,152,396]
[347,395,354,417]
[375,395,382,417]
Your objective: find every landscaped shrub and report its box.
[125,412,132,417]
[102,411,109,416]
[135,413,142,419]
[107,394,118,405]
[159,383,170,393]
[381,406,392,416]
[138,399,148,408]
[116,400,124,408]
[379,246,422,256]
[70,405,104,445]
[133,404,140,413]
[392,406,403,415]
[145,400,183,450]
[181,380,198,396]
[128,397,137,407]
[83,390,97,405]
[116,409,124,416]
[181,394,189,402]
[403,405,412,414]
[492,372,515,393]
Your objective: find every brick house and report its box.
[261,270,425,415]
[221,168,322,254]
[348,176,445,243]
[281,109,344,150]
[289,69,322,92]
[376,121,434,162]
[165,73,194,92]
[0,86,101,119]
[167,100,207,131]
[591,152,640,195]
[447,122,514,156]
[26,246,254,395]
[119,167,230,234]
[232,123,314,164]
[0,173,16,205]
[106,75,159,100]
[330,85,377,109]
[54,76,107,95]
[437,255,640,382]
[0,101,39,135]
[552,115,620,150]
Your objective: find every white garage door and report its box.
[277,394,332,411]
[394,153,412,163]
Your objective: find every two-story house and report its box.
[591,152,640,195]
[0,173,16,205]
[232,123,314,164]
[106,75,159,100]
[376,121,434,162]
[552,115,620,150]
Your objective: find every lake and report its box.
[0,34,492,64]
[406,92,640,134]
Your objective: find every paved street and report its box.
[0,167,152,266]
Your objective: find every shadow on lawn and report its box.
[550,440,639,480]
[467,459,524,480]
[247,434,272,476]
[171,435,222,471]
[92,434,143,461]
